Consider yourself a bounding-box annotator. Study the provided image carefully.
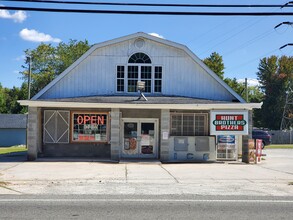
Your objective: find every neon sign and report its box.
[76,115,105,125]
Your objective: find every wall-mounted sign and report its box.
[72,112,108,142]
[76,115,105,125]
[210,110,248,135]
[217,135,235,144]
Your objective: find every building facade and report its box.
[19,32,261,162]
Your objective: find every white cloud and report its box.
[237,78,260,87]
[14,55,26,61]
[148,33,164,39]
[0,7,27,23]
[19,28,61,43]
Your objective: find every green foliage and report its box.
[204,52,263,103]
[0,83,7,113]
[224,77,245,97]
[203,52,264,128]
[21,39,90,98]
[0,39,90,114]
[203,52,225,79]
[0,83,26,113]
[256,55,293,130]
[56,39,90,73]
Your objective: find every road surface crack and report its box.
[260,166,293,176]
[0,182,23,194]
[159,165,179,183]
[125,164,128,182]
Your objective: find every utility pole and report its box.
[280,86,293,130]
[245,78,248,102]
[27,55,31,100]
[276,21,293,130]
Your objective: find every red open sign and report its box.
[76,115,105,125]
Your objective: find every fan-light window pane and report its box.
[128,53,151,63]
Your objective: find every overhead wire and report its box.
[225,48,279,73]
[1,0,293,8]
[222,29,275,57]
[196,14,270,57]
[197,2,286,75]
[2,6,293,16]
[2,0,292,78]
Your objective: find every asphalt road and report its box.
[0,195,292,220]
[0,149,292,219]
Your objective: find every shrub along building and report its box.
[19,32,261,162]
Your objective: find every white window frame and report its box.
[170,113,209,136]
[116,64,162,94]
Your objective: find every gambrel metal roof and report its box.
[31,32,246,103]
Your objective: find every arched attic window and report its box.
[128,53,151,64]
[116,52,162,93]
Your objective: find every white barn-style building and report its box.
[19,32,261,162]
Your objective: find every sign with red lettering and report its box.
[72,112,108,142]
[76,115,105,125]
[210,110,248,135]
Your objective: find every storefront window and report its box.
[170,113,208,136]
[72,113,108,142]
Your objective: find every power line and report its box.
[281,1,293,8]
[1,0,293,8]
[190,1,282,54]
[280,43,293,50]
[223,29,275,57]
[199,20,263,56]
[2,6,293,16]
[274,21,293,29]
[226,48,279,73]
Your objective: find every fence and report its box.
[268,130,293,144]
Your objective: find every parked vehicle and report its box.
[252,130,272,149]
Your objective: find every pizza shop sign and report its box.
[210,110,248,135]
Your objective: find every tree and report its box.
[5,85,27,114]
[21,39,90,98]
[256,55,293,130]
[224,77,245,97]
[203,52,225,79]
[0,83,27,114]
[56,39,90,73]
[0,83,7,113]
[203,52,263,102]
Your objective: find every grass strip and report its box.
[266,145,293,149]
[0,146,27,155]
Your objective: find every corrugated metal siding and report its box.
[0,114,27,129]
[39,38,234,101]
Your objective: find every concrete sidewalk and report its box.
[0,149,292,196]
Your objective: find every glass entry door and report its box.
[122,119,158,159]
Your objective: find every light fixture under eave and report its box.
[137,81,147,101]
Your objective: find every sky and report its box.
[1,0,293,88]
